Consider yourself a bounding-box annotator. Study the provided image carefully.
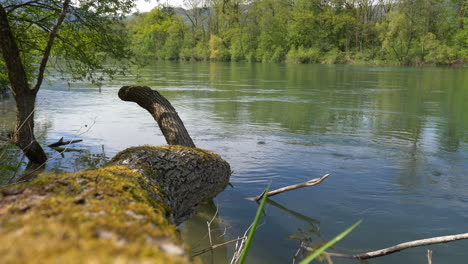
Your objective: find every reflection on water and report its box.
[0,62,467,263]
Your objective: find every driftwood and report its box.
[248,174,330,201]
[48,137,83,147]
[0,86,231,263]
[306,232,468,260]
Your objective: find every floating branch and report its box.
[48,137,83,147]
[248,174,330,201]
[305,232,468,260]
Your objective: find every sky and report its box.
[135,0,185,12]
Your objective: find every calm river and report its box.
[0,62,467,263]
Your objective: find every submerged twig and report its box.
[305,232,468,260]
[192,236,247,257]
[207,206,219,247]
[230,226,252,264]
[248,174,331,201]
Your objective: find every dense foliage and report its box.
[0,59,7,92]
[0,0,137,164]
[0,0,135,84]
[127,0,467,66]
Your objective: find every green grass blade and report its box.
[238,182,272,264]
[298,220,362,264]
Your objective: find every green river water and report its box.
[0,62,467,263]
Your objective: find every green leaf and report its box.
[298,220,362,264]
[0,165,17,172]
[238,182,272,264]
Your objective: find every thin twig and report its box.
[248,174,331,201]
[32,0,71,92]
[0,179,29,188]
[230,225,253,264]
[305,232,468,260]
[292,242,304,264]
[192,237,247,257]
[206,206,219,247]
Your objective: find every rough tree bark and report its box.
[0,1,70,164]
[119,86,196,148]
[0,86,231,263]
[0,4,47,164]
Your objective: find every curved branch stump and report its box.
[0,86,231,263]
[119,86,195,148]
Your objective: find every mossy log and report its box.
[109,145,230,224]
[0,87,231,263]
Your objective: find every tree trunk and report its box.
[0,4,47,164]
[109,145,231,224]
[118,86,196,148]
[12,90,47,164]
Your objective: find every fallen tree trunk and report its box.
[0,86,231,263]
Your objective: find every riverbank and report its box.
[138,53,467,68]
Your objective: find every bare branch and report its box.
[32,0,71,93]
[248,174,331,201]
[5,0,40,13]
[305,233,468,260]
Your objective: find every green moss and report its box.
[0,166,191,263]
[110,145,221,163]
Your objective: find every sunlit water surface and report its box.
[1,62,467,263]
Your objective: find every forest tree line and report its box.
[126,0,467,66]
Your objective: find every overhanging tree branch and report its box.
[32,0,70,93]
